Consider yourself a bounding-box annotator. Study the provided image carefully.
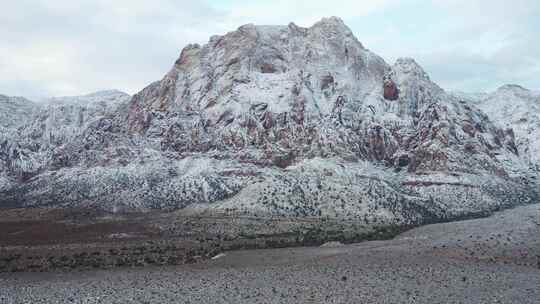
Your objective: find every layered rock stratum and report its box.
[1,17,538,229]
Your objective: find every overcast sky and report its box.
[1,0,538,99]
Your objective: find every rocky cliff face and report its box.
[0,17,537,225]
[0,91,130,199]
[456,85,540,172]
[0,95,42,192]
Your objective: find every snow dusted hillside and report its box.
[456,85,540,171]
[0,95,42,130]
[0,17,537,225]
[0,90,130,197]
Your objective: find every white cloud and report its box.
[425,0,540,91]
[0,0,226,98]
[225,0,400,26]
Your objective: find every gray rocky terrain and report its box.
[1,203,538,303]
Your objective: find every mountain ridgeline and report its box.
[1,17,538,227]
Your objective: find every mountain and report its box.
[456,85,540,172]
[0,95,43,192]
[0,95,42,130]
[0,90,130,199]
[0,17,537,226]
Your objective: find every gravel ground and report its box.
[1,204,539,304]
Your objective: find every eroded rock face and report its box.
[0,17,537,223]
[458,85,540,172]
[383,75,399,101]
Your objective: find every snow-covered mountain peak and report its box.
[45,90,130,106]
[393,58,431,81]
[496,84,530,93]
[314,16,348,27]
[459,85,540,171]
[310,16,356,37]
[129,16,387,133]
[1,17,538,221]
[0,95,42,130]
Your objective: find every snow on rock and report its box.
[0,90,130,183]
[457,85,540,172]
[0,95,42,129]
[0,18,537,225]
[211,253,227,260]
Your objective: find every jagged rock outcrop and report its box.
[0,91,130,194]
[456,85,540,173]
[0,95,43,192]
[383,73,399,101]
[0,18,537,224]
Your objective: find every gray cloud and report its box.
[0,0,226,99]
[416,0,540,91]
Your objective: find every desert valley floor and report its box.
[1,203,539,304]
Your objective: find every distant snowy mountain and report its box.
[455,85,540,172]
[45,89,130,106]
[0,90,130,196]
[0,17,537,225]
[0,95,42,130]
